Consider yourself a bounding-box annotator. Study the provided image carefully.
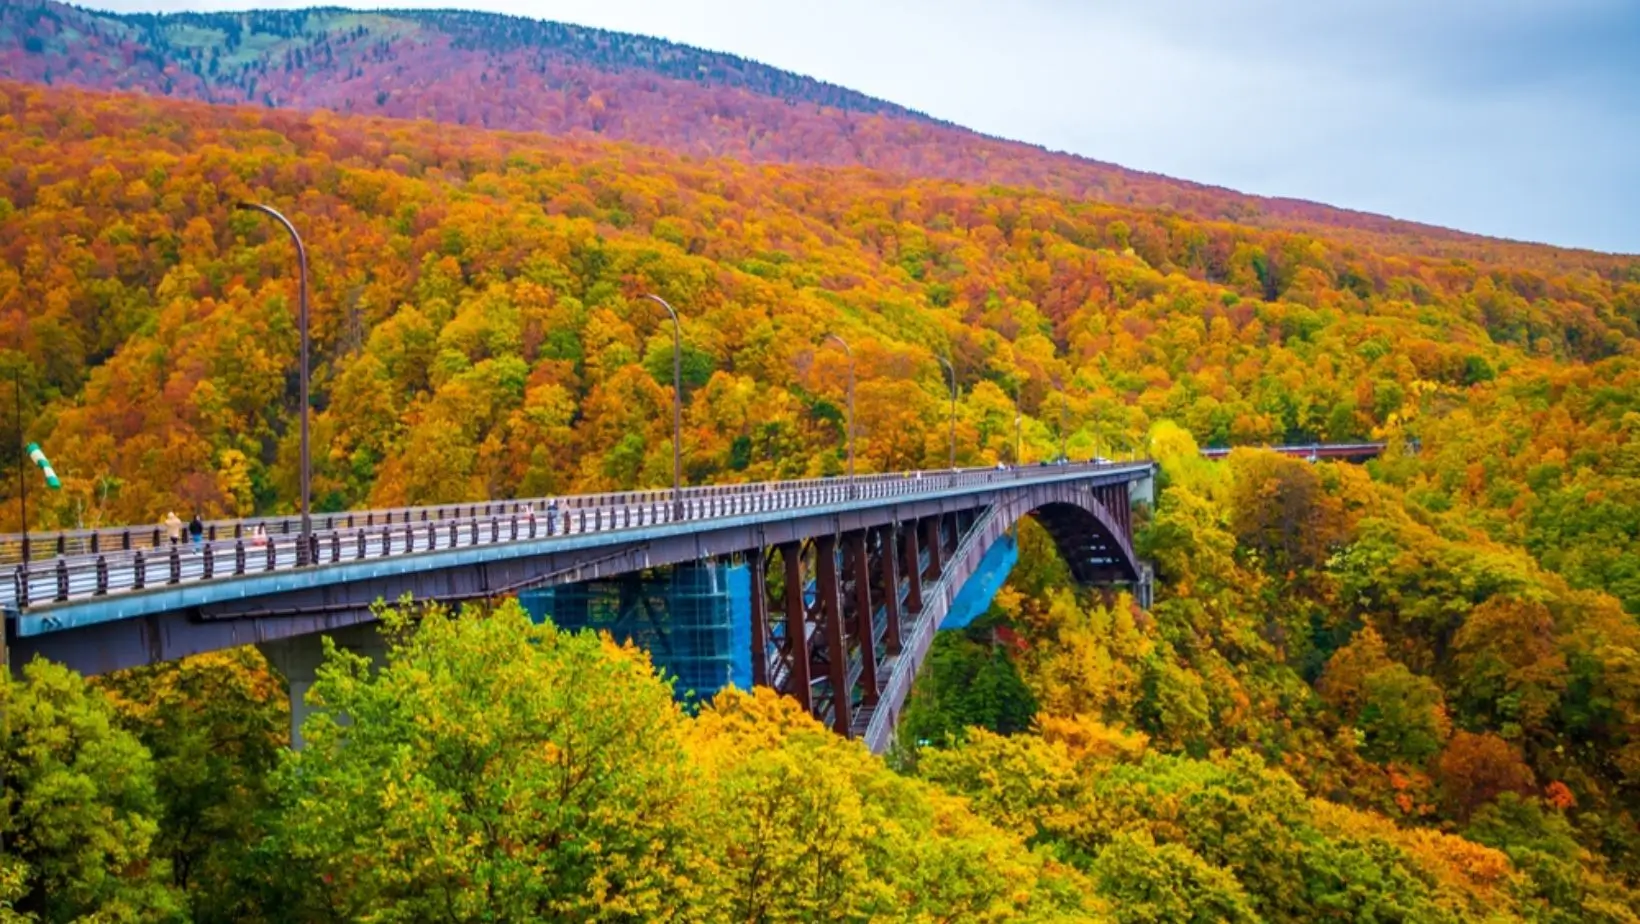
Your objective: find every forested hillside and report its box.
[0,80,1634,606]
[1,75,1639,921]
[905,432,1640,920]
[0,0,1622,260]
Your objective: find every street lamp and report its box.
[13,370,26,565]
[237,203,312,565]
[642,294,684,520]
[823,334,855,496]
[935,355,957,471]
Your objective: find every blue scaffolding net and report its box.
[519,561,753,703]
[944,533,1019,630]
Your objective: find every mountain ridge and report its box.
[4,0,1624,260]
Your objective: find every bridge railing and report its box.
[0,465,1028,566]
[7,461,1147,613]
[1199,441,1387,460]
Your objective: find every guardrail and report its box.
[1199,442,1388,460]
[0,462,1132,566]
[6,461,1149,613]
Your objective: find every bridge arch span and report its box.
[858,477,1146,752]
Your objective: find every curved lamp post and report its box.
[14,371,26,565]
[642,294,684,519]
[823,334,856,496]
[237,203,312,565]
[935,355,957,471]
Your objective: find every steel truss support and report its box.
[922,516,943,581]
[877,525,903,656]
[814,533,848,735]
[747,547,770,688]
[843,528,878,705]
[778,540,812,712]
[902,519,923,615]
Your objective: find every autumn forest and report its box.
[2,2,1640,921]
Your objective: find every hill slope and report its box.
[0,76,1635,599]
[0,0,1618,262]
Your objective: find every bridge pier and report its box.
[778,541,813,713]
[902,523,923,614]
[747,547,771,688]
[1136,562,1154,609]
[845,530,879,706]
[814,534,848,735]
[258,622,389,750]
[879,526,903,655]
[520,562,751,703]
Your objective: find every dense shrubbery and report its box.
[5,605,1098,921]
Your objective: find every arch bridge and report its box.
[2,462,1155,754]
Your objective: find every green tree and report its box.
[1,659,182,922]
[261,601,709,922]
[1227,449,1346,579]
[899,624,1039,746]
[690,688,1095,922]
[95,649,288,923]
[1319,628,1452,764]
[1088,830,1259,924]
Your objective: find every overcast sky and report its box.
[85,0,1640,254]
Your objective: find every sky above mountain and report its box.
[84,0,1640,254]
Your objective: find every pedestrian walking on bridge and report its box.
[163,511,183,545]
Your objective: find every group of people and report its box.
[162,511,268,549]
[162,511,203,547]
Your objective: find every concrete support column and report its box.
[257,621,388,750]
[922,516,943,581]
